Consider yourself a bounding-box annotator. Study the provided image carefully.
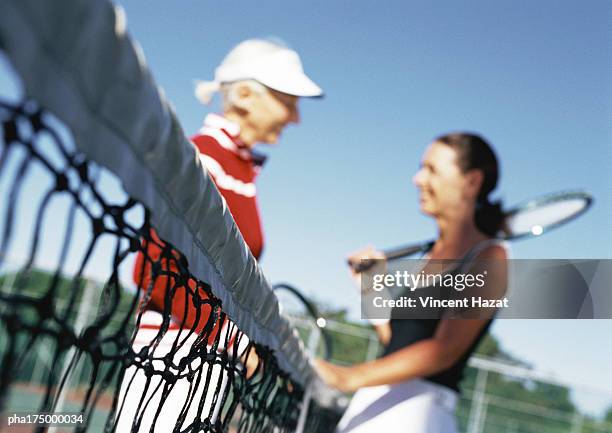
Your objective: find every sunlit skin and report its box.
[414,142,478,218]
[412,142,490,253]
[224,83,300,148]
[315,142,507,393]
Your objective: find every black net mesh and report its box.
[0,98,306,432]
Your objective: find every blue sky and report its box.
[116,0,612,416]
[1,0,611,417]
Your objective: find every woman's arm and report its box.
[315,245,507,393]
[372,321,391,345]
[346,246,392,344]
[315,318,490,392]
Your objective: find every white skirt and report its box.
[114,311,248,433]
[336,378,459,433]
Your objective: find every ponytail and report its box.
[475,198,505,237]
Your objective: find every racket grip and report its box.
[347,258,376,273]
[384,241,433,260]
[347,241,434,273]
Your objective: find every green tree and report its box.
[0,268,137,385]
[605,406,612,423]
[474,333,502,357]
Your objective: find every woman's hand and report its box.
[346,246,386,290]
[313,359,360,393]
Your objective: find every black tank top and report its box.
[381,240,503,393]
[382,317,492,392]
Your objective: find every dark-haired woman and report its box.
[315,133,508,433]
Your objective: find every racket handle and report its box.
[347,241,434,273]
[384,241,434,260]
[348,258,377,273]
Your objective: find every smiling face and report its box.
[246,87,300,145]
[224,81,301,147]
[412,141,481,217]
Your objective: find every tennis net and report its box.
[0,0,332,431]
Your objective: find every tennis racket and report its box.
[271,285,346,433]
[349,190,593,272]
[272,283,333,360]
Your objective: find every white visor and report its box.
[195,39,323,104]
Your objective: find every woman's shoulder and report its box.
[465,238,510,260]
[464,238,509,262]
[476,240,508,260]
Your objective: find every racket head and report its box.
[272,283,333,360]
[348,190,593,270]
[501,191,593,241]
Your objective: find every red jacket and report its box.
[133,114,264,337]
